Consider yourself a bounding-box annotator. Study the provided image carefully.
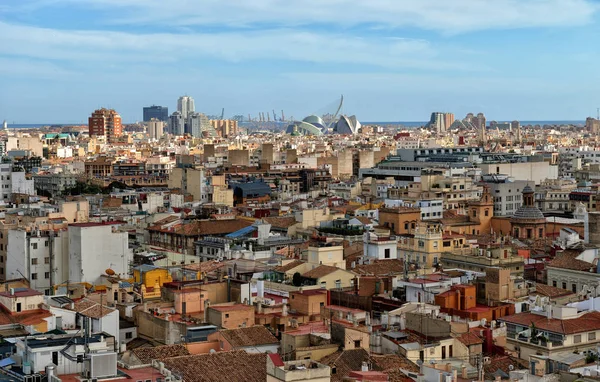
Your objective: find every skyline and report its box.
[2,0,600,123]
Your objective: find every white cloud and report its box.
[30,0,599,33]
[0,21,481,71]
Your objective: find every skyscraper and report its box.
[147,118,164,140]
[168,111,184,135]
[143,105,168,122]
[177,96,195,120]
[88,108,122,143]
[186,112,210,137]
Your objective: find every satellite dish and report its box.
[509,365,514,371]
[105,268,115,276]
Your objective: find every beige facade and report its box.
[228,149,250,166]
[306,245,345,269]
[168,167,205,201]
[59,200,89,223]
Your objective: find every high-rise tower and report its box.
[177,96,195,120]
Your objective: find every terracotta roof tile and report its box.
[263,216,297,229]
[548,251,594,272]
[457,332,484,346]
[220,326,279,348]
[132,344,190,364]
[162,351,267,382]
[351,260,404,276]
[302,265,341,279]
[533,284,575,299]
[273,260,305,273]
[499,311,600,335]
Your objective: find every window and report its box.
[225,314,229,318]
[32,243,37,250]
[31,273,37,280]
[45,240,48,247]
[589,332,596,341]
[354,340,361,348]
[433,241,438,249]
[539,228,543,238]
[552,280,557,287]
[45,257,50,264]
[418,241,424,248]
[31,258,37,265]
[574,335,581,343]
[384,249,390,259]
[572,284,577,293]
[484,209,489,217]
[126,332,133,339]
[562,282,567,290]
[433,257,438,264]
[45,272,50,279]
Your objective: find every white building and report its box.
[47,297,120,345]
[0,163,35,200]
[7,229,69,295]
[415,199,444,220]
[363,232,397,260]
[68,222,131,284]
[177,95,195,120]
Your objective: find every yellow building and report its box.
[398,223,467,272]
[305,243,346,269]
[301,265,355,289]
[133,265,173,287]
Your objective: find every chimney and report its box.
[361,362,368,372]
[282,304,288,317]
[461,364,467,379]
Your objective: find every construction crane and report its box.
[281,110,285,122]
[273,110,277,122]
[220,108,225,120]
[248,114,251,122]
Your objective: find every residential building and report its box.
[306,242,345,269]
[397,223,446,270]
[363,232,397,260]
[500,307,600,360]
[266,355,331,382]
[206,304,255,329]
[33,172,78,197]
[209,326,279,353]
[300,265,355,289]
[378,206,421,235]
[481,175,534,217]
[88,108,122,142]
[442,246,524,276]
[0,163,35,200]
[68,222,131,284]
[535,178,576,213]
[147,118,164,139]
[168,111,185,135]
[546,248,600,294]
[211,119,239,138]
[7,228,69,295]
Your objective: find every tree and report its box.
[292,272,303,287]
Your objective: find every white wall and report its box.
[68,224,131,283]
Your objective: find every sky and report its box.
[1,0,600,124]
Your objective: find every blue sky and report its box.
[1,0,600,123]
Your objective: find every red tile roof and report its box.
[499,311,600,335]
[220,326,279,348]
[131,344,190,364]
[162,351,267,382]
[302,265,341,279]
[457,332,483,346]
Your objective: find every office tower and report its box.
[88,108,122,143]
[143,105,168,122]
[168,111,184,135]
[177,96,195,120]
[147,118,164,140]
